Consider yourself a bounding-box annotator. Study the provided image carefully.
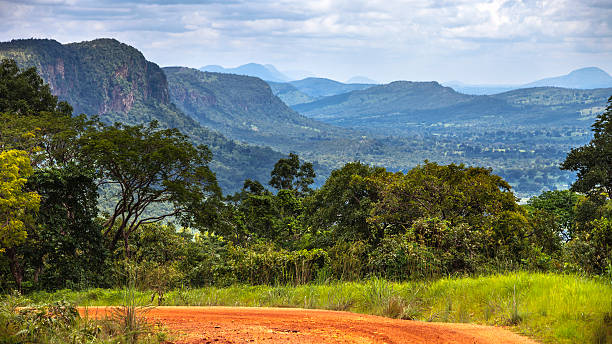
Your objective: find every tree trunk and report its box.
[6,247,23,292]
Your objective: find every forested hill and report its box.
[293,80,612,132]
[164,66,343,149]
[0,38,282,192]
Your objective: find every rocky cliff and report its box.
[0,38,282,193]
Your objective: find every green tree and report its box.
[0,150,40,290]
[0,59,102,290]
[368,162,525,257]
[80,120,220,255]
[269,153,315,195]
[227,180,307,248]
[561,96,612,196]
[0,59,71,116]
[0,59,88,167]
[306,161,386,244]
[0,150,39,249]
[369,162,520,233]
[527,190,579,240]
[22,166,108,290]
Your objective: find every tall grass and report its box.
[26,272,612,344]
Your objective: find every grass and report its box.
[24,272,612,344]
[0,288,169,343]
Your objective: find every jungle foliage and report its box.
[0,58,610,299]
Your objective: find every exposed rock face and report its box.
[0,38,169,117]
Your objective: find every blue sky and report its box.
[1,0,611,84]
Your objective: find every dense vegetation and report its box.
[1,58,611,287]
[0,48,611,343]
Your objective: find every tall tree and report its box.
[368,162,525,253]
[306,161,386,244]
[80,120,220,254]
[268,153,315,195]
[0,59,71,116]
[561,96,612,196]
[0,150,40,290]
[0,59,102,290]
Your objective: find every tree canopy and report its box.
[0,150,40,250]
[269,153,315,195]
[80,120,220,253]
[561,96,612,196]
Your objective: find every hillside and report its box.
[269,77,377,106]
[0,38,282,193]
[162,66,410,183]
[267,81,315,106]
[293,81,612,131]
[164,67,343,149]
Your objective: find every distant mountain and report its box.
[293,81,476,123]
[199,63,290,82]
[0,38,282,193]
[346,76,378,84]
[267,77,376,107]
[445,67,612,95]
[293,80,612,131]
[289,77,375,98]
[524,67,612,89]
[442,81,516,95]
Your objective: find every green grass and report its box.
[25,272,612,344]
[0,293,170,344]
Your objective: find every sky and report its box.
[1,0,611,84]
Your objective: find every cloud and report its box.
[0,0,610,83]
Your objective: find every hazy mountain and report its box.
[523,67,612,89]
[0,38,282,192]
[445,67,612,95]
[293,81,477,123]
[346,76,378,84]
[442,81,516,95]
[288,77,375,98]
[199,63,290,82]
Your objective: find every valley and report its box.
[1,38,610,198]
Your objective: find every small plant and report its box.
[507,284,523,325]
[110,263,155,344]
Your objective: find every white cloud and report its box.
[0,0,610,83]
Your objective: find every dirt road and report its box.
[80,306,539,344]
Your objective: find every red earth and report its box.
[80,306,539,344]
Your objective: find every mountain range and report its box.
[445,67,612,95]
[292,81,612,134]
[1,38,611,198]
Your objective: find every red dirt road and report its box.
[80,306,539,344]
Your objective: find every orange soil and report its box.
[80,306,539,344]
